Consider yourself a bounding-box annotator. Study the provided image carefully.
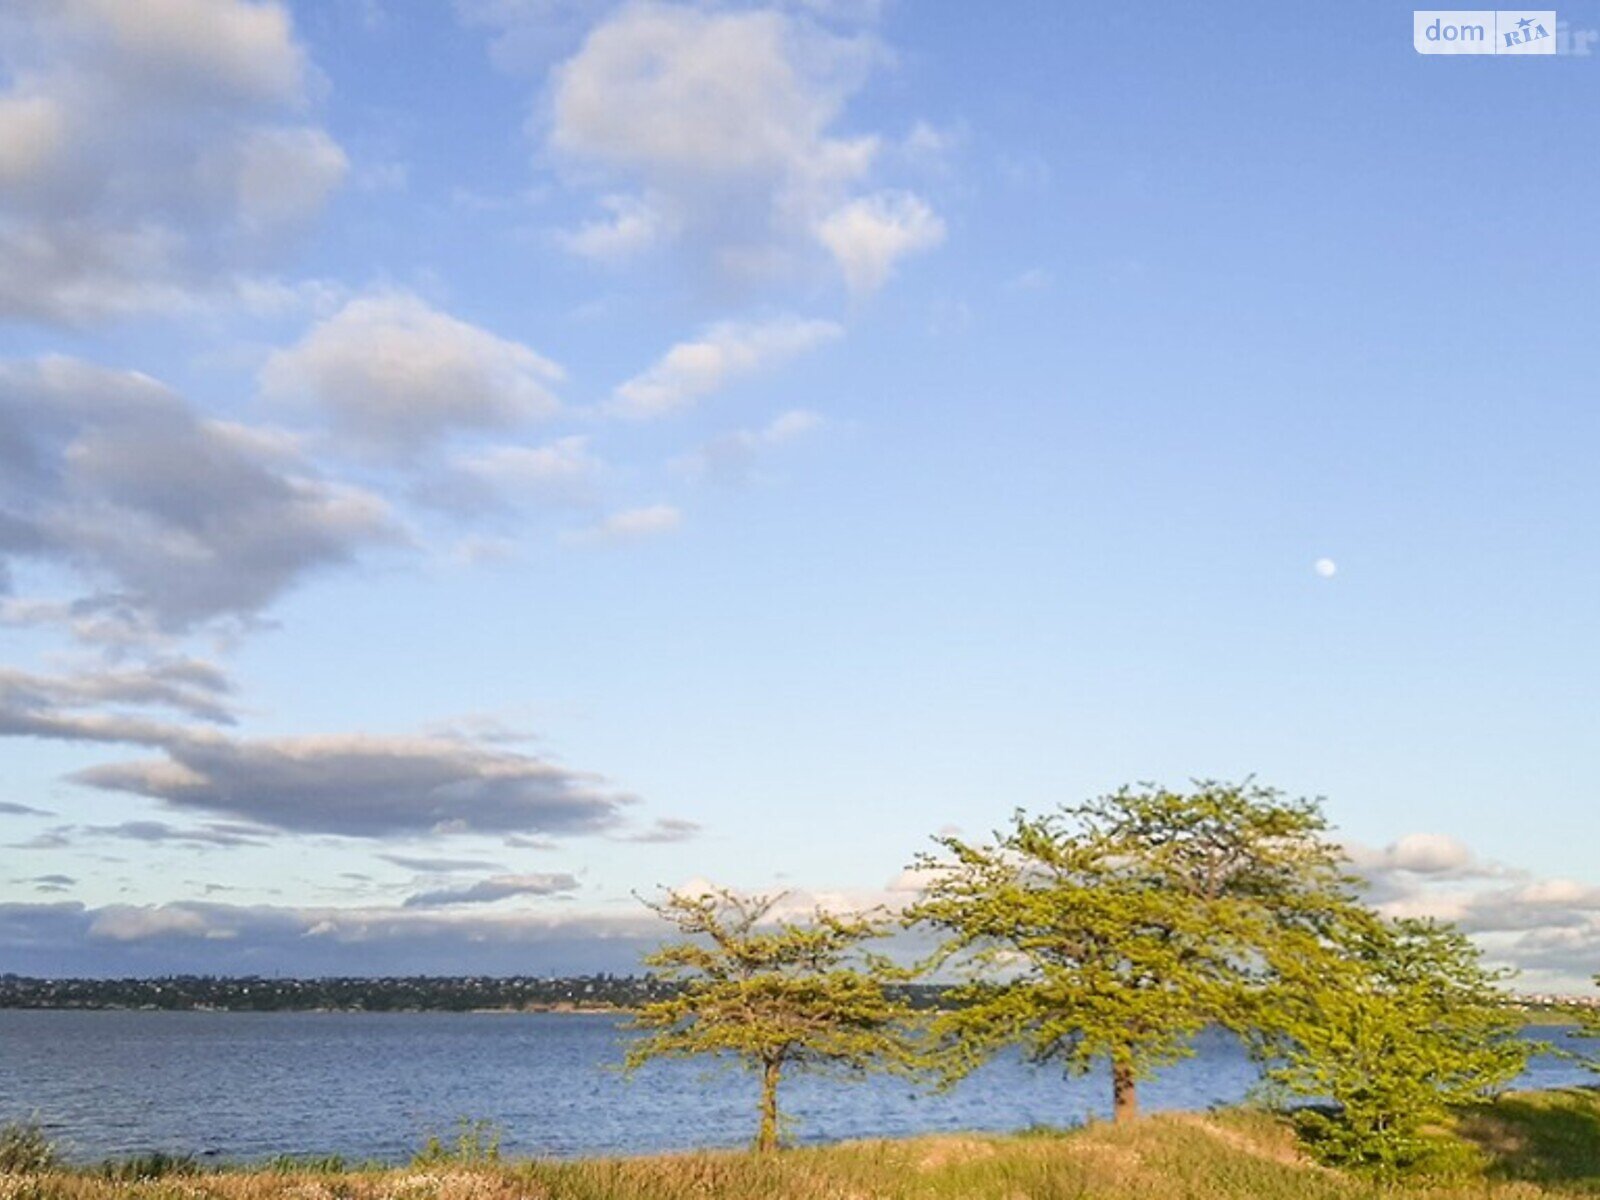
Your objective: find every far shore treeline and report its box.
[0,974,951,1013]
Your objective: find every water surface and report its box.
[0,1011,1585,1163]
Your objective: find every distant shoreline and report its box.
[0,1002,634,1015]
[0,974,952,1014]
[2,975,1591,1019]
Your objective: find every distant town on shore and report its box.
[0,974,955,1013]
[1,974,1593,1015]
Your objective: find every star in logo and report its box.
[1517,16,1534,29]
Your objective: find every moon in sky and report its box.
[1314,558,1338,578]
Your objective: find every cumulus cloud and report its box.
[0,356,396,631]
[556,192,673,262]
[0,0,346,324]
[403,872,580,908]
[1332,831,1600,990]
[1348,832,1481,877]
[540,2,939,291]
[456,0,615,69]
[70,731,634,839]
[562,504,681,545]
[673,408,822,484]
[89,905,218,942]
[611,317,840,418]
[813,190,945,292]
[261,292,564,457]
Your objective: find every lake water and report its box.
[0,1011,1587,1164]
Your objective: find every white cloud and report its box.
[1007,267,1052,292]
[563,504,681,545]
[0,0,345,324]
[549,4,875,189]
[404,872,581,908]
[814,190,945,293]
[0,94,67,186]
[70,731,634,839]
[222,127,349,233]
[0,355,396,631]
[612,316,840,418]
[52,0,309,105]
[1340,830,1600,989]
[540,2,940,291]
[557,192,673,262]
[261,292,564,456]
[1349,832,1478,876]
[89,905,213,942]
[454,436,601,505]
[674,408,823,483]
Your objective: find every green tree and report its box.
[906,780,1354,1124]
[1259,915,1529,1172]
[624,887,921,1152]
[1573,973,1600,1072]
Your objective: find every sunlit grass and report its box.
[3,1089,1598,1200]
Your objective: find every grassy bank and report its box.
[4,1088,1599,1200]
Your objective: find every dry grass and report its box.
[5,1096,1600,1200]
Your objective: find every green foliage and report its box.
[1261,916,1530,1174]
[261,1153,351,1173]
[1575,975,1600,1072]
[0,1119,60,1173]
[411,1119,502,1167]
[625,887,922,1152]
[1454,1087,1600,1185]
[94,1151,201,1181]
[906,780,1356,1123]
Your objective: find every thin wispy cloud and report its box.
[403,872,580,908]
[562,504,682,545]
[674,409,823,484]
[611,317,840,418]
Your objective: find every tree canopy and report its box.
[624,888,920,1151]
[905,780,1359,1122]
[1258,915,1529,1171]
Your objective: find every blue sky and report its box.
[2,0,1598,987]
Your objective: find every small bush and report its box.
[411,1119,502,1167]
[262,1154,349,1174]
[0,1120,59,1173]
[1290,1105,1486,1178]
[95,1151,201,1181]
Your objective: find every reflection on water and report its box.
[0,1010,1585,1163]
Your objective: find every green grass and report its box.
[1455,1087,1600,1190]
[2,1089,1599,1199]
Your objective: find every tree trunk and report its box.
[755,1058,782,1152]
[1111,1055,1138,1124]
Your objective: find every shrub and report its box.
[0,1121,59,1173]
[412,1119,502,1167]
[95,1151,201,1181]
